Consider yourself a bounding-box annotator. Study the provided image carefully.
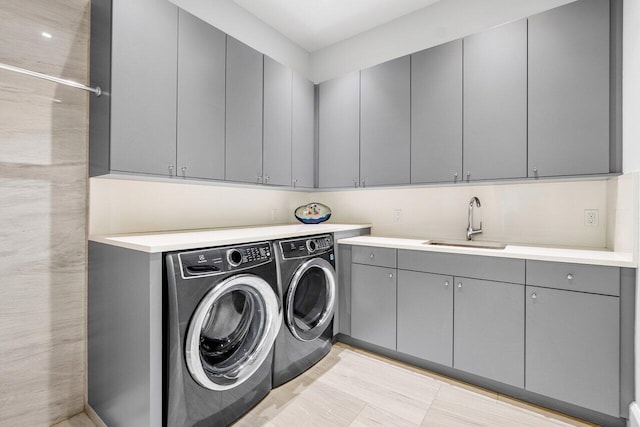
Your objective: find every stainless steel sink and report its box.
[422,240,506,250]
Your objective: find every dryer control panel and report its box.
[280,234,333,259]
[178,242,272,278]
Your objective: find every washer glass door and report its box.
[186,274,281,391]
[287,258,336,341]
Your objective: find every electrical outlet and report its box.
[584,209,599,227]
[393,209,403,223]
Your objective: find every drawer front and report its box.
[398,250,525,284]
[526,260,620,296]
[352,246,397,268]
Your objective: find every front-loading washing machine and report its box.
[272,234,337,387]
[165,241,281,426]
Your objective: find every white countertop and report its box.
[338,236,636,268]
[89,223,371,253]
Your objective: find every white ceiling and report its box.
[231,0,441,52]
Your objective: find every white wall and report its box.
[168,0,311,79]
[314,179,610,248]
[89,178,308,235]
[310,0,576,82]
[623,0,640,416]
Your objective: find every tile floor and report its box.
[235,343,596,427]
[62,343,597,427]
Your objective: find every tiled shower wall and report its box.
[0,1,89,425]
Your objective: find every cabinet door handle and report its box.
[531,293,537,299]
[264,175,270,183]
[256,174,262,183]
[567,273,574,280]
[389,273,393,279]
[353,179,358,188]
[181,166,187,175]
[454,172,458,182]
[361,178,366,188]
[466,171,471,181]
[168,165,174,175]
[445,281,449,287]
[292,178,297,188]
[369,253,375,259]
[458,283,462,288]
[533,167,538,178]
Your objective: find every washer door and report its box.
[286,258,336,341]
[185,274,281,391]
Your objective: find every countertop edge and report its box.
[89,224,372,253]
[337,237,637,268]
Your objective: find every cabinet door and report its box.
[110,0,178,176]
[318,72,360,188]
[411,40,462,184]
[176,10,225,180]
[360,56,411,186]
[351,264,396,350]
[225,37,263,184]
[397,270,453,366]
[463,20,527,181]
[454,278,524,387]
[526,286,619,416]
[263,57,292,186]
[291,73,315,188]
[528,0,609,177]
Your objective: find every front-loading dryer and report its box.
[272,234,337,388]
[165,241,281,426]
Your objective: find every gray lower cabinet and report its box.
[411,40,462,184]
[360,56,411,187]
[528,0,610,177]
[397,270,453,366]
[351,263,396,350]
[176,10,226,180]
[463,19,527,181]
[454,277,524,388]
[109,0,178,177]
[263,57,292,186]
[225,37,264,184]
[318,71,361,188]
[526,286,619,416]
[291,73,315,188]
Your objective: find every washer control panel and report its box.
[178,242,272,278]
[280,234,333,259]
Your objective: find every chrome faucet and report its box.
[466,197,483,240]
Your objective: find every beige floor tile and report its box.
[422,384,568,427]
[496,395,596,427]
[350,404,420,427]
[51,412,96,427]
[316,357,435,424]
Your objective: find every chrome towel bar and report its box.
[0,62,102,96]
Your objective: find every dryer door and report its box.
[286,258,336,341]
[185,274,281,391]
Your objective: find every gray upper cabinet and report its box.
[411,40,462,184]
[528,0,610,177]
[110,0,178,177]
[263,57,292,186]
[397,270,453,367]
[360,56,411,187]
[318,71,360,188]
[291,73,315,188]
[526,286,619,416]
[176,10,226,180]
[454,278,524,388]
[463,20,527,181]
[225,37,264,184]
[351,263,396,350]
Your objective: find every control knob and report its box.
[227,249,243,267]
[306,240,317,253]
